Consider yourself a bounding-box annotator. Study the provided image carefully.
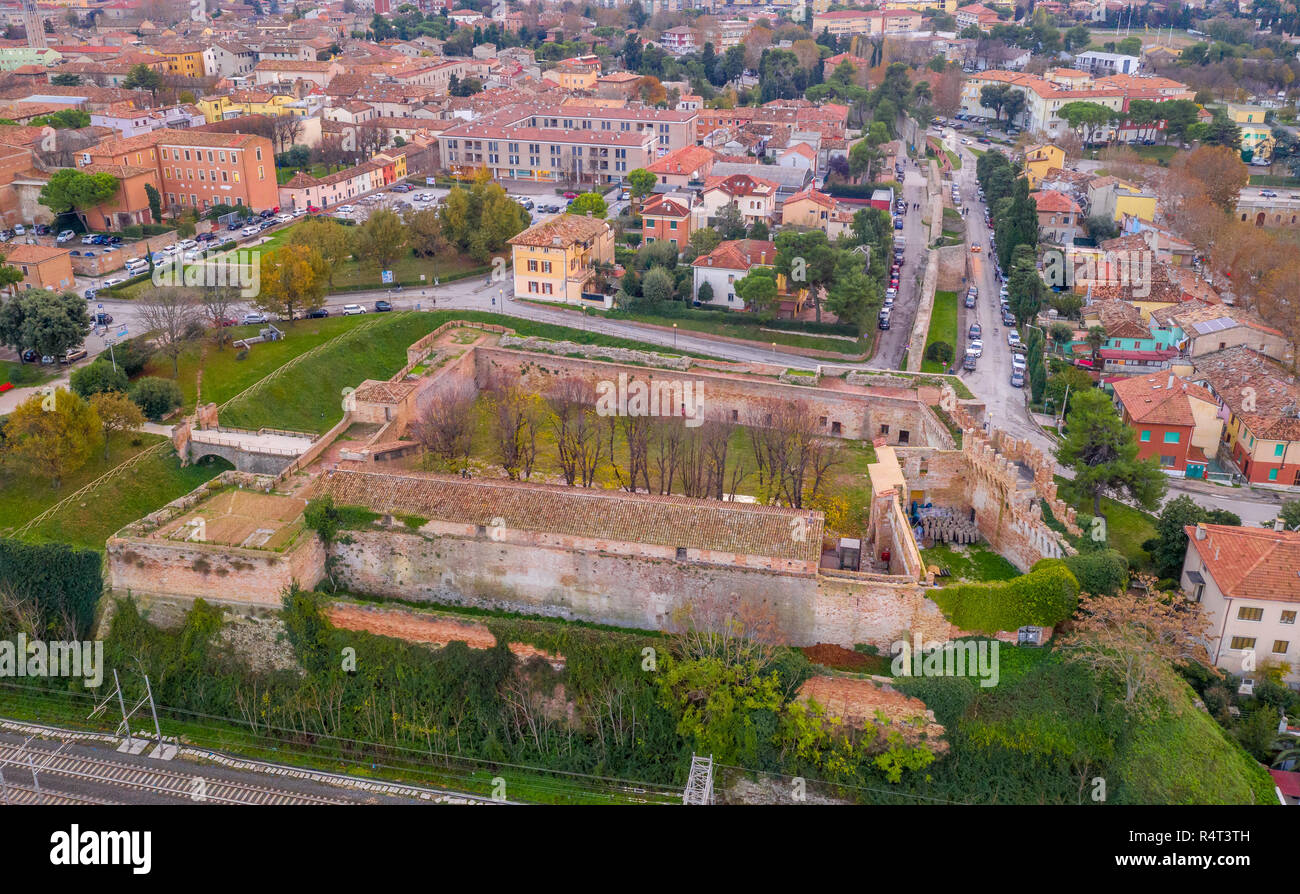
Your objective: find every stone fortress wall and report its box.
[107,322,1076,646]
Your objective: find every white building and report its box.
[691,238,777,308]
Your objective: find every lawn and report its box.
[0,432,161,537]
[1248,174,1300,187]
[590,307,869,356]
[944,149,962,170]
[1054,475,1158,572]
[23,448,229,552]
[0,360,57,389]
[921,542,1019,584]
[921,290,958,373]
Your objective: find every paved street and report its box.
[869,163,928,370]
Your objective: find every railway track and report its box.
[0,743,350,806]
[0,783,118,806]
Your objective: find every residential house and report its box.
[1180,523,1300,687]
[691,238,777,308]
[508,213,615,306]
[1031,189,1082,244]
[646,144,717,189]
[1190,346,1300,485]
[640,193,695,250]
[702,173,778,226]
[1023,143,1065,189]
[5,243,73,292]
[1111,370,1223,477]
[1087,176,1156,224]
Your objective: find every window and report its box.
[831,421,842,435]
[675,547,687,560]
[1229,636,1256,651]
[1163,431,1180,444]
[527,260,538,272]
[1237,607,1264,622]
[1159,455,1177,467]
[1273,641,1290,654]
[1140,430,1151,442]
[1270,469,1279,482]
[1276,444,1286,457]
[880,425,890,435]
[898,430,910,444]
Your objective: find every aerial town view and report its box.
[0,0,1295,867]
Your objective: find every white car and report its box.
[242,312,267,325]
[177,239,197,251]
[81,234,97,245]
[276,213,292,223]
[101,277,124,287]
[1007,331,1021,347]
[292,207,307,216]
[968,339,983,358]
[164,243,180,254]
[241,225,260,237]
[1011,353,1027,370]
[336,204,355,213]
[341,303,366,315]
[56,229,75,243]
[13,224,24,235]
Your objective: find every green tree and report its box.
[1056,388,1167,517]
[1280,500,1300,532]
[641,265,676,303]
[3,388,101,487]
[1058,101,1117,143]
[714,202,747,240]
[144,182,162,225]
[689,228,722,256]
[568,192,608,219]
[1008,243,1043,326]
[0,289,89,361]
[89,390,144,460]
[122,63,163,98]
[354,208,407,272]
[70,359,128,398]
[774,229,837,322]
[626,168,656,203]
[289,216,355,288]
[129,377,182,422]
[39,168,119,230]
[734,269,779,317]
[1144,495,1241,580]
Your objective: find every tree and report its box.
[70,359,128,398]
[89,390,143,460]
[258,242,328,323]
[144,182,162,224]
[774,229,837,322]
[734,269,779,318]
[405,208,447,259]
[714,202,747,240]
[122,63,162,98]
[39,168,119,230]
[354,208,408,272]
[289,217,354,288]
[1145,495,1241,581]
[1085,325,1106,362]
[137,288,201,377]
[567,192,608,219]
[626,168,656,204]
[1050,322,1074,354]
[1062,579,1213,713]
[1056,388,1167,517]
[689,228,722,257]
[1007,243,1043,326]
[0,290,88,362]
[1169,145,1248,212]
[129,377,182,422]
[1280,500,1300,532]
[1057,101,1116,144]
[198,284,241,350]
[641,266,676,304]
[3,388,101,487]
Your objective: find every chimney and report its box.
[1275,517,1286,532]
[1195,524,1207,541]
[1167,373,1174,389]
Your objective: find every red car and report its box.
[216,317,237,327]
[563,191,578,199]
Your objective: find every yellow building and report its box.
[197,91,300,123]
[1114,191,1157,224]
[1222,103,1270,125]
[1239,123,1275,161]
[884,0,958,12]
[508,214,615,305]
[162,48,205,79]
[1023,143,1065,189]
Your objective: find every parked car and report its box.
[1011,353,1027,371]
[342,303,366,315]
[241,225,260,237]
[969,323,981,339]
[227,221,243,231]
[242,312,267,325]
[336,204,355,213]
[1260,189,1279,198]
[33,224,49,236]
[1007,330,1021,347]
[374,300,392,312]
[307,308,330,318]
[276,213,292,223]
[963,351,977,371]
[878,311,891,330]
[80,234,97,245]
[968,339,983,358]
[259,209,276,218]
[21,349,38,363]
[12,224,24,235]
[1010,370,1025,388]
[196,232,217,242]
[61,348,88,365]
[83,288,97,300]
[101,277,124,288]
[94,312,113,325]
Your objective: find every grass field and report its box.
[944,149,962,170]
[921,542,1019,584]
[922,290,958,373]
[1248,174,1300,187]
[590,307,868,356]
[0,360,57,389]
[1055,475,1159,571]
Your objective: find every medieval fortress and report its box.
[108,320,1079,648]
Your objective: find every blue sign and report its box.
[97,303,103,309]
[117,327,127,338]
[381,270,394,284]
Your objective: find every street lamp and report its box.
[672,322,677,348]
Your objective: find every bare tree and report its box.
[412,381,476,467]
[270,114,305,153]
[668,590,783,678]
[137,287,201,377]
[547,378,604,487]
[485,373,541,480]
[199,284,240,350]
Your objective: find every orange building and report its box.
[84,128,279,217]
[640,194,694,251]
[4,243,74,293]
[81,163,157,230]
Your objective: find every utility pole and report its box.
[682,753,715,805]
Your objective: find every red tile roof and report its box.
[1112,371,1217,427]
[692,239,776,271]
[1184,524,1300,603]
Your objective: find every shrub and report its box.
[925,341,954,366]
[129,376,183,421]
[930,563,1080,633]
[112,337,153,378]
[69,359,129,398]
[1057,549,1128,596]
[0,538,102,638]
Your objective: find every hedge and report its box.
[930,563,1080,634]
[0,538,102,638]
[604,301,859,337]
[1056,550,1128,597]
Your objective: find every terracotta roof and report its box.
[317,468,822,563]
[785,187,836,209]
[507,213,609,248]
[646,144,716,177]
[2,243,70,264]
[692,239,776,271]
[1031,189,1082,215]
[1192,346,1300,441]
[1183,524,1300,603]
[640,194,690,218]
[1112,371,1217,427]
[703,172,777,198]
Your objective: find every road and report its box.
[869,161,929,370]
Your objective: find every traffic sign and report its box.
[381,270,394,284]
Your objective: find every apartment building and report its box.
[659,27,699,55]
[83,128,279,215]
[1073,50,1141,76]
[508,214,615,305]
[812,8,923,37]
[640,194,695,250]
[5,243,74,292]
[1110,371,1223,477]
[955,3,1001,30]
[1191,346,1300,486]
[438,105,696,184]
[1181,523,1300,688]
[91,103,206,138]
